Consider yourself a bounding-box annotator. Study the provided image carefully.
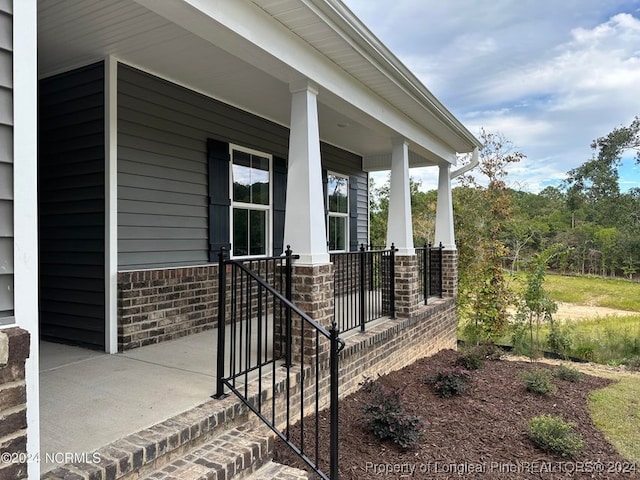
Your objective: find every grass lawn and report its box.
[589,374,640,464]
[542,273,640,311]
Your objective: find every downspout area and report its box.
[451,147,479,179]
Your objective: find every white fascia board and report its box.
[13,0,40,478]
[134,0,459,164]
[304,0,481,151]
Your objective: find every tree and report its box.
[456,129,524,341]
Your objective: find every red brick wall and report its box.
[117,266,219,351]
[0,327,30,480]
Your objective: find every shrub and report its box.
[455,351,484,370]
[475,342,505,360]
[362,379,427,449]
[528,414,584,457]
[547,324,573,358]
[521,368,556,394]
[623,356,640,371]
[553,365,582,383]
[429,366,472,397]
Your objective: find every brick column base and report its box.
[395,255,420,318]
[290,263,334,364]
[0,327,30,480]
[442,249,458,299]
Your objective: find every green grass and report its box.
[542,274,640,311]
[589,375,640,463]
[511,314,640,365]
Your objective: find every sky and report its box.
[342,0,640,193]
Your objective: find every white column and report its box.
[13,1,40,478]
[434,163,456,250]
[386,139,414,255]
[283,79,329,265]
[104,56,118,354]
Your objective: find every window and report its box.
[327,173,349,251]
[231,146,271,257]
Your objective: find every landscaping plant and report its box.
[528,414,584,457]
[429,366,472,397]
[553,365,582,383]
[521,368,556,394]
[361,378,427,449]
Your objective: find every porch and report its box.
[40,295,456,479]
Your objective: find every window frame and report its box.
[229,144,273,259]
[326,171,349,253]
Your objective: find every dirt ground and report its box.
[554,302,634,322]
[273,349,639,480]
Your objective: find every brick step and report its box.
[139,423,274,480]
[246,461,308,480]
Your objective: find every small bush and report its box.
[547,324,573,358]
[521,368,556,394]
[455,351,484,370]
[528,414,584,457]
[429,366,472,397]
[623,356,640,371]
[475,342,505,360]
[553,365,582,383]
[362,379,427,449]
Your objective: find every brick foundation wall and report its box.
[0,327,30,480]
[118,266,219,351]
[394,255,420,318]
[441,250,458,298]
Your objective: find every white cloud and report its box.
[344,1,640,192]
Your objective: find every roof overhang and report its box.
[38,0,481,169]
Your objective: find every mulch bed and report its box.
[273,349,639,479]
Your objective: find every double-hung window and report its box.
[327,173,349,252]
[231,146,271,257]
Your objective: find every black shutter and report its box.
[272,156,287,256]
[207,138,231,261]
[349,175,359,251]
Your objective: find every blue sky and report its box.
[342,0,640,193]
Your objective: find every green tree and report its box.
[456,129,524,341]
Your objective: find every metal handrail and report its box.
[215,246,344,480]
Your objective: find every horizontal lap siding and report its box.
[39,62,106,348]
[0,2,12,321]
[117,65,291,270]
[117,65,368,269]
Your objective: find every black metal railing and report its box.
[330,244,396,334]
[416,242,444,304]
[215,247,344,480]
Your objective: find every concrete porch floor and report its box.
[38,315,387,474]
[40,329,219,473]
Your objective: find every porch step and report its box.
[139,423,274,480]
[246,461,308,480]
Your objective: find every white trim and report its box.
[283,81,330,265]
[229,144,273,259]
[13,1,40,477]
[134,0,467,164]
[434,163,456,250]
[387,139,415,255]
[105,56,118,354]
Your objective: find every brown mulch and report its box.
[273,349,639,479]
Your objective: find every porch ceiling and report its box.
[38,0,478,169]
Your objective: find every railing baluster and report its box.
[215,247,227,399]
[330,323,340,480]
[390,243,396,319]
[359,244,365,332]
[215,249,340,480]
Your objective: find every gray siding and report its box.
[118,64,368,269]
[39,62,105,348]
[0,1,12,321]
